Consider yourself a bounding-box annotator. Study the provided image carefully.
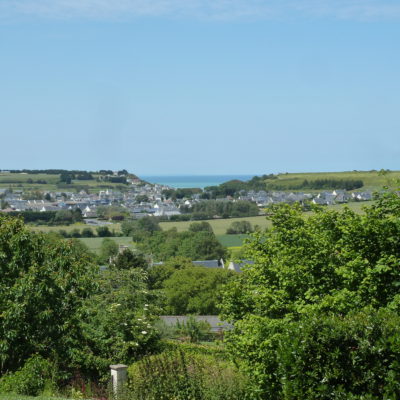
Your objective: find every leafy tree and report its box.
[164,266,235,315]
[81,227,95,237]
[99,238,119,263]
[188,221,213,233]
[79,267,160,377]
[139,230,227,261]
[226,220,253,234]
[221,194,400,399]
[122,217,161,241]
[147,257,193,290]
[0,215,96,375]
[111,248,148,270]
[96,225,112,237]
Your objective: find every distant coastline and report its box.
[141,175,254,189]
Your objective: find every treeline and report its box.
[3,169,96,175]
[162,188,202,200]
[265,178,364,191]
[7,209,83,225]
[58,225,118,238]
[180,200,259,219]
[204,174,276,198]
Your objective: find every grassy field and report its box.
[0,172,131,192]
[160,201,373,236]
[78,236,135,254]
[160,216,272,235]
[216,234,250,247]
[269,170,400,191]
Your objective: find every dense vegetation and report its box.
[221,192,400,399]
[180,200,259,219]
[265,178,364,190]
[7,209,83,225]
[0,215,161,396]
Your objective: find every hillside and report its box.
[262,170,399,191]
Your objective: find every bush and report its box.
[0,355,53,396]
[127,349,248,400]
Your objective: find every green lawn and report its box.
[78,236,135,254]
[217,234,250,247]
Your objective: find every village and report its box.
[0,178,374,218]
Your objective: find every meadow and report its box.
[0,172,129,192]
[268,170,400,191]
[160,200,372,235]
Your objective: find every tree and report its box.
[79,266,160,376]
[96,226,112,237]
[147,257,194,290]
[221,194,400,399]
[99,238,118,263]
[139,230,227,261]
[0,215,96,375]
[226,220,253,234]
[188,221,213,233]
[163,266,235,315]
[111,248,148,270]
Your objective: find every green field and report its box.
[0,172,132,192]
[160,201,373,236]
[268,170,400,191]
[216,234,250,247]
[78,236,135,254]
[160,216,272,235]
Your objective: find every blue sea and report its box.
[141,175,254,189]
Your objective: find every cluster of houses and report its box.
[239,189,373,207]
[1,182,374,219]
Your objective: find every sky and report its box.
[1,0,400,175]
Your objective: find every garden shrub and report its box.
[0,355,53,396]
[127,349,248,400]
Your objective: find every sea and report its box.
[141,175,254,189]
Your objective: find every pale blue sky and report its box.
[1,1,399,175]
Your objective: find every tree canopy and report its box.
[221,193,400,399]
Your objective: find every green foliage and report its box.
[174,316,212,343]
[138,229,227,261]
[226,220,254,234]
[96,226,112,237]
[163,266,234,315]
[6,210,82,225]
[127,349,248,400]
[111,249,148,270]
[188,221,214,233]
[265,178,364,190]
[121,217,161,240]
[79,267,161,377]
[183,200,259,219]
[147,257,193,290]
[98,237,118,263]
[0,355,53,396]
[0,215,97,376]
[221,193,400,399]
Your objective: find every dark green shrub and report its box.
[225,309,400,400]
[127,349,248,400]
[0,355,53,396]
